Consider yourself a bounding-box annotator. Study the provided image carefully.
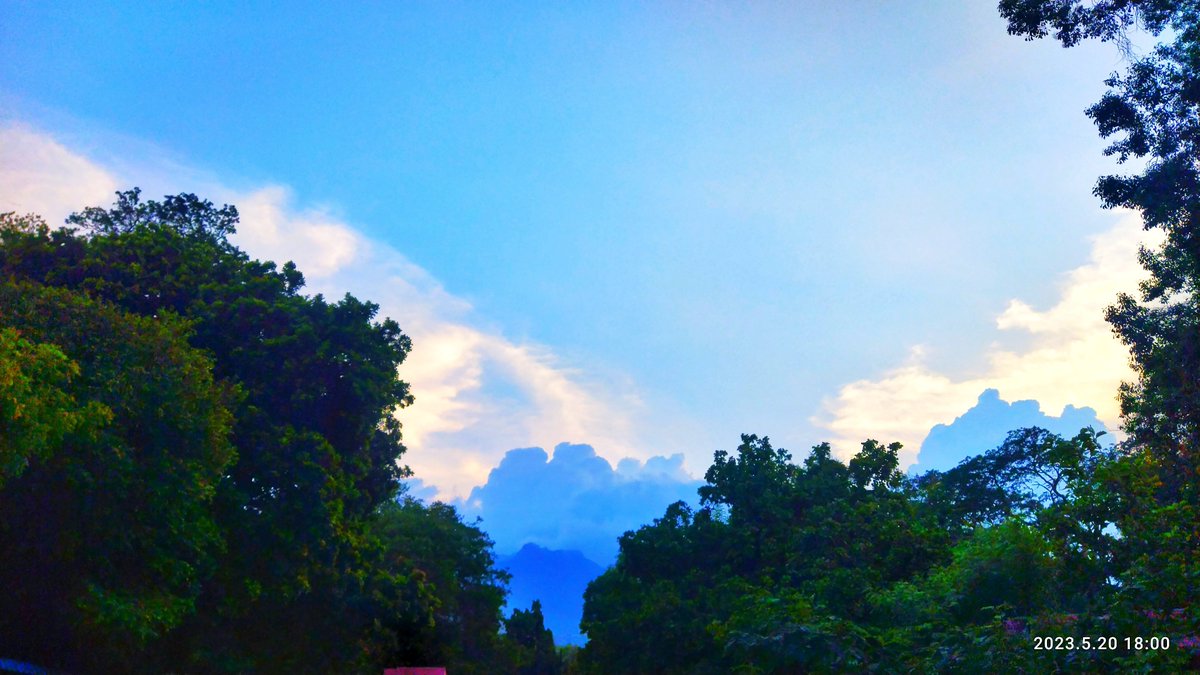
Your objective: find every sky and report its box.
[0,2,1158,531]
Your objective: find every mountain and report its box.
[497,543,605,646]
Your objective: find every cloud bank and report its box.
[816,211,1154,469]
[0,121,665,498]
[908,388,1106,474]
[459,442,702,564]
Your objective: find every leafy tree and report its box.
[847,438,905,492]
[1,191,415,671]
[0,326,107,487]
[580,501,734,674]
[0,281,235,673]
[504,600,564,675]
[1000,0,1182,48]
[1002,0,1200,489]
[1002,1,1200,654]
[369,497,511,674]
[581,427,1159,672]
[581,436,950,674]
[930,520,1061,624]
[699,434,796,574]
[918,427,1115,533]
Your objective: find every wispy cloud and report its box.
[0,122,120,223]
[0,122,658,498]
[231,186,363,279]
[815,211,1154,469]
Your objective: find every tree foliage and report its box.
[581,435,951,673]
[0,193,532,672]
[1000,1,1200,665]
[0,325,106,488]
[369,497,512,674]
[503,600,565,675]
[0,280,235,672]
[1003,0,1200,485]
[579,426,1200,672]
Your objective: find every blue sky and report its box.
[0,2,1152,503]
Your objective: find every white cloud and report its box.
[229,186,362,279]
[0,121,653,499]
[815,211,1155,469]
[0,123,120,224]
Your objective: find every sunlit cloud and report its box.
[0,123,120,224]
[815,211,1155,469]
[230,186,362,279]
[0,121,655,499]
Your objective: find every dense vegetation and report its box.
[577,430,1190,672]
[3,1,1200,672]
[0,197,555,674]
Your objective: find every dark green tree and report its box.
[369,497,511,674]
[581,436,947,674]
[1001,0,1200,490]
[580,502,734,674]
[504,600,565,675]
[0,281,236,673]
[1001,2,1200,656]
[917,427,1113,531]
[0,191,415,672]
[699,434,796,574]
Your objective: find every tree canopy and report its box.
[577,426,1200,672]
[0,279,235,671]
[1001,0,1200,659]
[0,195,524,673]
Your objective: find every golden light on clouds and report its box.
[0,122,650,500]
[816,211,1154,468]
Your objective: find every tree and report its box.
[931,520,1062,624]
[581,436,948,674]
[369,497,511,674]
[1001,3,1200,654]
[999,0,1182,48]
[0,281,235,673]
[503,600,564,675]
[1,192,416,671]
[712,585,871,673]
[1001,0,1200,486]
[580,501,733,674]
[699,434,796,574]
[917,427,1112,529]
[0,326,108,488]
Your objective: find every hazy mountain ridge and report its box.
[498,543,605,646]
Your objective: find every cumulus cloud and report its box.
[0,121,664,499]
[816,211,1154,469]
[908,388,1106,474]
[459,442,702,564]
